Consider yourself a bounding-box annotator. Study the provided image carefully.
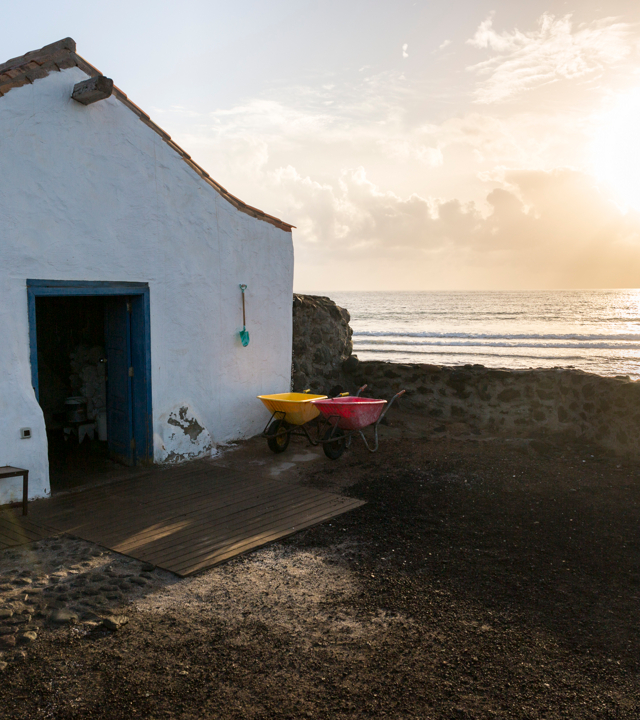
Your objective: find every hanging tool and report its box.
[239,284,250,347]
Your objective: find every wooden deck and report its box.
[28,461,364,576]
[0,508,55,550]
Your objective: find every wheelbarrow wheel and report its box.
[267,419,290,453]
[322,427,346,460]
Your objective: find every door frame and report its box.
[26,279,153,464]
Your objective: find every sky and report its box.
[4,1,640,291]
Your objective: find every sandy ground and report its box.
[1,408,640,718]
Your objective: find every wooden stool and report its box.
[0,467,29,516]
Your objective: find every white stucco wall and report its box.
[0,67,294,503]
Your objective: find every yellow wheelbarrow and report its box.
[257,391,328,453]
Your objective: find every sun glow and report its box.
[592,87,640,212]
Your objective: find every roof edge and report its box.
[0,39,294,233]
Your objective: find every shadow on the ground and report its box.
[299,437,640,667]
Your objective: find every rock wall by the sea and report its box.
[292,294,353,393]
[347,360,640,454]
[292,293,640,458]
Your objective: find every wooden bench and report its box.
[0,467,29,516]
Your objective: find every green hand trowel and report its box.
[239,284,250,347]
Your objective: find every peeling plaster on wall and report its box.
[156,405,214,464]
[167,406,205,442]
[0,68,293,502]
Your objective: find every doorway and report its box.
[27,281,152,489]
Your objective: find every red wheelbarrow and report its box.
[311,387,405,459]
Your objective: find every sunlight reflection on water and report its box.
[324,289,640,379]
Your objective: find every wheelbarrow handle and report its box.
[377,389,405,424]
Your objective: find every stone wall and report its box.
[292,294,640,458]
[346,360,640,455]
[292,294,353,393]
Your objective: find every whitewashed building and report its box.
[0,39,294,504]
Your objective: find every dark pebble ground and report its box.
[1,431,639,719]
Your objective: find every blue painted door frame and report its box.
[27,280,153,465]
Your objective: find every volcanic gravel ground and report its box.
[1,430,640,718]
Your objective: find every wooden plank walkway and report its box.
[28,461,364,576]
[0,508,55,550]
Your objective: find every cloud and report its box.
[155,57,640,289]
[162,58,600,202]
[402,43,409,58]
[426,110,592,169]
[432,39,452,56]
[374,137,443,166]
[164,92,640,289]
[277,166,640,289]
[209,98,334,137]
[179,99,583,182]
[467,13,633,103]
[169,73,449,185]
[433,39,451,54]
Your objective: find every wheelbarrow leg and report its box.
[360,390,406,453]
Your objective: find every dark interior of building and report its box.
[35,296,114,491]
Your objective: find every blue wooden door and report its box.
[105,297,134,465]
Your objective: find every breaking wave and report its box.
[324,289,640,377]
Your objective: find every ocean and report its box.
[324,290,640,379]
